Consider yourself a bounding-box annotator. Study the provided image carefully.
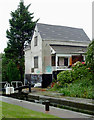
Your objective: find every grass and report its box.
[0,101,59,119]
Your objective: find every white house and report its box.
[24,23,90,88]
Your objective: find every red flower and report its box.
[51,82,55,88]
[82,62,85,64]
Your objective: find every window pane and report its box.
[58,57,64,66]
[64,58,68,66]
[34,56,38,68]
[34,36,38,46]
[52,56,56,66]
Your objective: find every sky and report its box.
[0,0,92,53]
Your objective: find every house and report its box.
[24,23,90,88]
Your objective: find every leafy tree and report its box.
[7,60,21,83]
[5,1,38,82]
[2,55,9,82]
[86,40,94,72]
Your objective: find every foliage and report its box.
[51,61,93,99]
[86,40,94,72]
[3,1,38,82]
[58,77,93,99]
[72,61,91,80]
[56,71,73,88]
[7,60,21,83]
[6,1,37,59]
[0,53,2,82]
[2,55,9,82]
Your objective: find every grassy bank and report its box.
[0,101,58,119]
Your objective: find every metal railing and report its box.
[11,81,23,88]
[52,66,72,71]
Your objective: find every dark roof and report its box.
[50,45,87,54]
[37,23,90,42]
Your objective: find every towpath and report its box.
[0,96,93,119]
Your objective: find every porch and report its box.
[50,45,86,71]
[51,54,85,71]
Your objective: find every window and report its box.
[34,56,38,68]
[34,36,38,46]
[31,68,34,72]
[64,58,68,66]
[58,57,68,66]
[51,55,56,66]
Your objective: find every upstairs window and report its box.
[34,36,38,46]
[34,56,38,68]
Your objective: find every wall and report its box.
[31,26,42,74]
[42,41,52,74]
[25,47,32,74]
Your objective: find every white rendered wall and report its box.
[25,49,32,74]
[30,26,42,74]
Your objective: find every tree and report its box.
[5,1,38,82]
[2,55,9,82]
[7,60,21,83]
[0,53,2,82]
[86,40,94,72]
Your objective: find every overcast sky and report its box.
[0,0,92,53]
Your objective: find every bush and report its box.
[53,70,73,88]
[7,60,21,83]
[57,71,72,83]
[51,61,93,99]
[86,40,94,72]
[72,61,91,80]
[59,77,93,99]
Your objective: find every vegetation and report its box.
[50,40,94,99]
[0,101,58,119]
[86,40,94,73]
[2,1,38,83]
[7,60,21,83]
[51,61,93,99]
[0,53,2,82]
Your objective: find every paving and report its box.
[0,96,93,119]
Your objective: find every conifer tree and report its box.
[5,1,38,82]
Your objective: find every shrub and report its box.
[86,40,94,72]
[51,61,93,99]
[56,70,73,88]
[59,77,93,99]
[7,60,21,83]
[72,61,91,80]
